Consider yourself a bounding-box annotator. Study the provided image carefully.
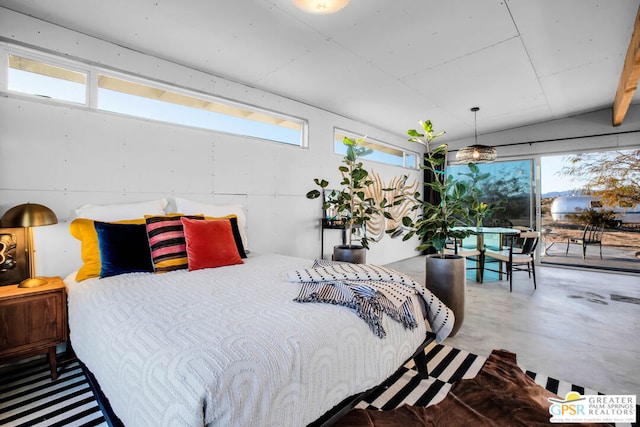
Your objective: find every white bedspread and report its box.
[66,254,429,427]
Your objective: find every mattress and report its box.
[65,254,431,426]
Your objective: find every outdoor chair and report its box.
[484,231,540,292]
[566,223,604,259]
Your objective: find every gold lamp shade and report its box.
[1,203,58,288]
[1,203,58,228]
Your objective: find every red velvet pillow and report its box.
[180,217,243,271]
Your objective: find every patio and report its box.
[541,237,640,273]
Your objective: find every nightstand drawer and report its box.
[0,290,65,355]
[0,277,67,379]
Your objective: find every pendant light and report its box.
[456,107,497,164]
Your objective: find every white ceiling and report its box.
[1,0,639,142]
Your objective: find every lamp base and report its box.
[18,277,48,288]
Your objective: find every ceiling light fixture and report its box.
[456,107,497,164]
[292,0,351,14]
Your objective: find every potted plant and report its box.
[392,120,490,335]
[307,135,397,263]
[396,120,480,255]
[463,165,504,229]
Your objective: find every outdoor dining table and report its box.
[452,226,521,282]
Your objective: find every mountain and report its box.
[541,190,579,199]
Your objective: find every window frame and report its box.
[334,128,420,170]
[4,47,91,107]
[0,43,308,147]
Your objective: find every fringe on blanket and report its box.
[294,280,418,339]
[288,260,455,343]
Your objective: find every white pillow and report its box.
[75,198,168,222]
[174,197,248,249]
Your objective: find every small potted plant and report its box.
[307,135,397,263]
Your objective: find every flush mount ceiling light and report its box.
[456,107,497,164]
[292,0,351,14]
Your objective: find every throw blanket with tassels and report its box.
[286,261,454,343]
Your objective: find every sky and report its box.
[8,67,301,146]
[540,154,588,195]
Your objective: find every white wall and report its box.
[0,9,423,277]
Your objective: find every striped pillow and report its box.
[145,215,203,273]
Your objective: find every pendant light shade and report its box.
[456,145,497,163]
[456,107,497,164]
[292,0,351,14]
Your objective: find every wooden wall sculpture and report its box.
[364,170,419,242]
[0,228,29,286]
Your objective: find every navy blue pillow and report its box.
[228,216,247,259]
[94,221,153,278]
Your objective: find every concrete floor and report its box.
[385,256,640,397]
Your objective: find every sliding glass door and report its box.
[447,149,640,274]
[448,159,535,229]
[539,151,640,273]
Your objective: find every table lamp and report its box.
[0,203,58,288]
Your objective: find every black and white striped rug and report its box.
[0,359,106,427]
[0,343,622,427]
[352,339,605,412]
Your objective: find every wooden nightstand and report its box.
[0,277,67,379]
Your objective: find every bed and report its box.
[63,198,453,426]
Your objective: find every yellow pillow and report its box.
[70,218,146,281]
[203,214,236,221]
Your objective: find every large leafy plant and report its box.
[395,120,490,257]
[460,164,504,227]
[306,136,397,249]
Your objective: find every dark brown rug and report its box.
[334,349,607,427]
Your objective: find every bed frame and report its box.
[81,332,435,427]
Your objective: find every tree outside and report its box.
[541,149,640,269]
[560,150,640,209]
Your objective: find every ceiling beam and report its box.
[613,5,640,126]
